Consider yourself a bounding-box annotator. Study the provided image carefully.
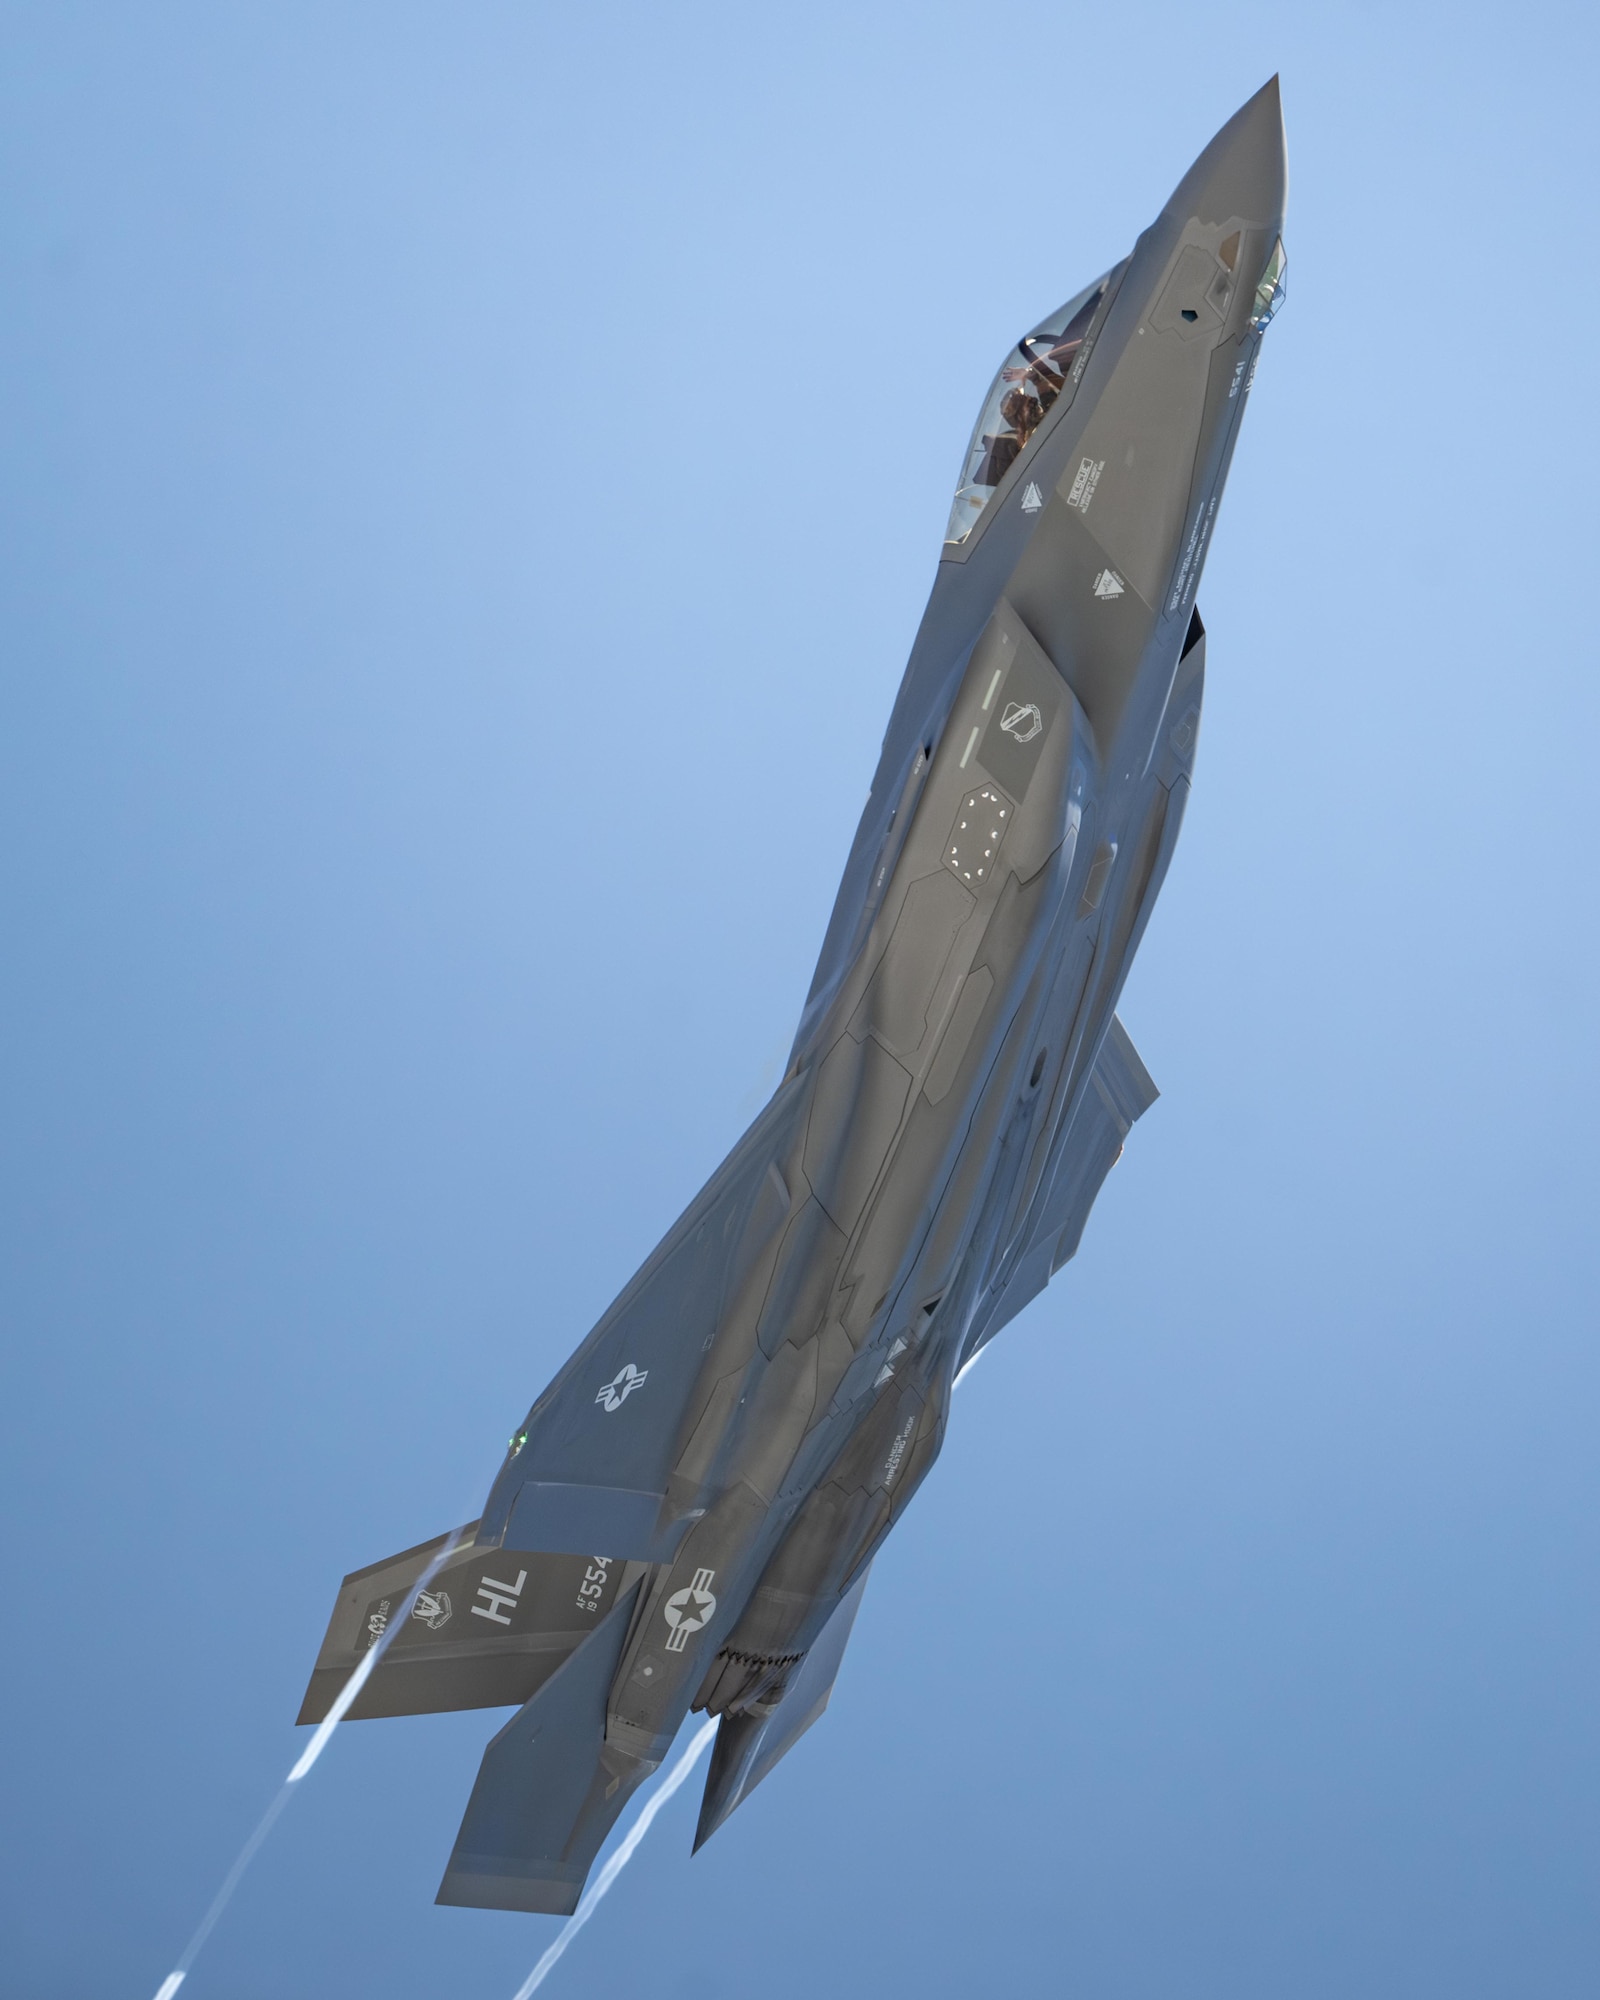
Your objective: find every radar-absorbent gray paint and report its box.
[295,78,1290,1918]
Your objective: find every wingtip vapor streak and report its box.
[298,79,1288,1914]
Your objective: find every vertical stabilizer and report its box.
[693,1567,871,1851]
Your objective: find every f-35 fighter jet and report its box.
[299,79,1288,1914]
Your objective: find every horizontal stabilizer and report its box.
[296,1525,631,1725]
[437,1581,645,1915]
[693,1566,871,1852]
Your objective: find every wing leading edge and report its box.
[966,1012,1159,1355]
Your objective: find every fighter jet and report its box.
[298,78,1288,1914]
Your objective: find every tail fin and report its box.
[296,1525,632,1725]
[436,1580,648,1915]
[693,1566,870,1851]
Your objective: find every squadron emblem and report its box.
[410,1588,452,1632]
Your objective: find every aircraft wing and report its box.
[479,1072,810,1563]
[967,1013,1158,1352]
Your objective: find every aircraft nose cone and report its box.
[1163,74,1287,230]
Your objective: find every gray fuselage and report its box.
[478,80,1289,1779]
[297,82,1291,1915]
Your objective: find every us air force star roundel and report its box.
[662,1567,717,1653]
[595,1361,648,1412]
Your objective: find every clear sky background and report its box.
[3,5,1598,1996]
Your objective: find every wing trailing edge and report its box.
[478,1075,811,1564]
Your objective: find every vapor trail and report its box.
[148,1525,469,2000]
[510,1715,718,2000]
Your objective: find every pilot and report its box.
[1001,383,1045,443]
[1024,351,1067,415]
[975,429,1022,487]
[975,370,1049,488]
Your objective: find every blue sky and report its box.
[3,4,1599,1996]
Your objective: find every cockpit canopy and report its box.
[944,274,1111,547]
[944,237,1285,548]
[1251,237,1287,329]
